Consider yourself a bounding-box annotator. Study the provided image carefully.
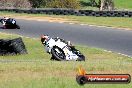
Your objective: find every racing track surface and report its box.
[0,19,132,57]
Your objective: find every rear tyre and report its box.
[51,46,66,61]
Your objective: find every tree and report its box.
[99,0,114,11]
[29,0,48,8]
[90,0,98,7]
[46,0,80,9]
[0,0,31,8]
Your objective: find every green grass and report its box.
[0,32,132,88]
[114,0,132,10]
[80,0,132,10]
[62,16,132,29]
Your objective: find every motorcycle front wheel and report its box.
[71,48,85,61]
[51,46,66,61]
[16,24,20,29]
[77,54,85,61]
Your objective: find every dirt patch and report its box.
[2,15,77,23]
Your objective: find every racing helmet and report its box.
[41,35,49,44]
[3,17,9,20]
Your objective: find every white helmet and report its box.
[41,35,49,44]
[4,17,9,20]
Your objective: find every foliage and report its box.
[0,0,32,8]
[46,0,80,9]
[29,0,48,8]
[29,0,80,9]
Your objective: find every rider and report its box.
[41,34,73,47]
[1,17,16,26]
[0,17,8,27]
[41,35,50,45]
[41,34,76,60]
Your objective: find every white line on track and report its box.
[59,22,64,23]
[80,24,88,26]
[103,49,132,58]
[65,22,131,31]
[69,23,75,24]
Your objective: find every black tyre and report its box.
[51,46,66,61]
[71,48,85,61]
[16,24,20,29]
[78,54,85,61]
[0,37,27,55]
[76,75,87,85]
[9,37,27,54]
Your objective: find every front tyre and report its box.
[71,48,85,61]
[51,46,66,61]
[77,55,85,61]
[16,24,20,29]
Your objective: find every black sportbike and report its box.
[0,18,20,29]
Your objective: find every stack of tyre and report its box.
[0,37,27,55]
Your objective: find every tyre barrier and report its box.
[0,37,27,55]
[0,8,132,17]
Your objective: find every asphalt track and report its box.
[0,19,132,57]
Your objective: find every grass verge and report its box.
[0,11,132,29]
[0,32,132,88]
[61,16,132,29]
[80,0,132,10]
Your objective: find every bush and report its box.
[0,0,32,9]
[0,0,80,9]
[29,0,48,8]
[46,0,80,9]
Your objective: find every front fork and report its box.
[2,22,6,29]
[3,25,6,29]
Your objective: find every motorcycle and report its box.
[42,37,85,61]
[0,18,20,29]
